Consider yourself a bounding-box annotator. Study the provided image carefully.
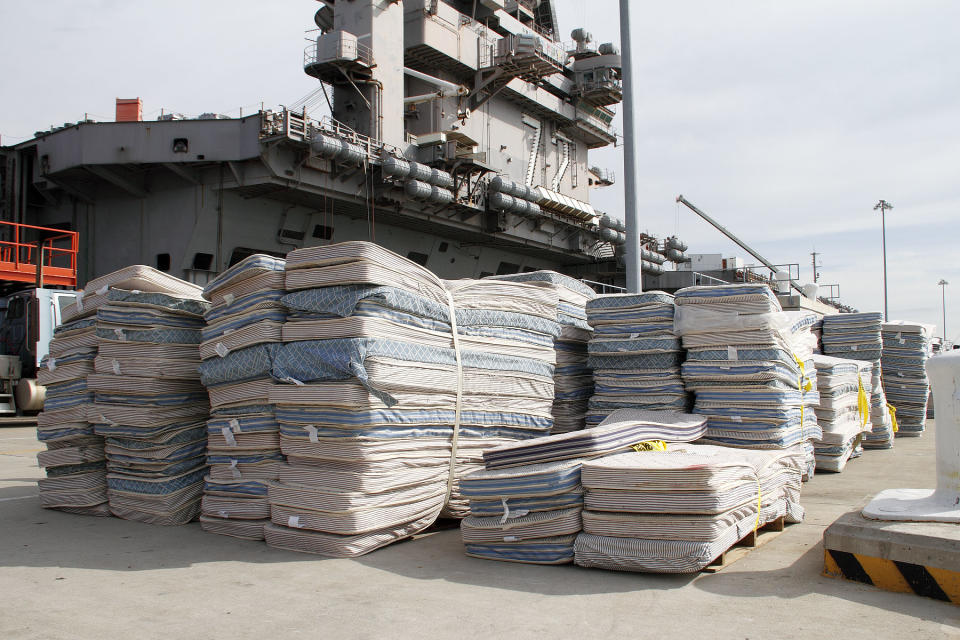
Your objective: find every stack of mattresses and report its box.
[810,355,871,472]
[881,321,934,436]
[460,409,708,564]
[36,317,107,516]
[262,242,558,556]
[675,285,821,476]
[82,266,210,525]
[585,292,686,427]
[197,255,287,540]
[573,443,805,573]
[488,271,595,433]
[821,313,895,448]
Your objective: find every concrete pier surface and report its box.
[2,422,959,640]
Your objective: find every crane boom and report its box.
[675,195,803,294]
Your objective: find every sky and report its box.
[1,0,958,339]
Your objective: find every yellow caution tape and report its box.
[631,440,667,452]
[792,353,810,438]
[887,403,898,433]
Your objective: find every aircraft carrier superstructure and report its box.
[2,0,696,288]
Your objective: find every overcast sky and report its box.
[1,1,958,339]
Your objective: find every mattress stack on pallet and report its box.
[460,409,708,564]
[573,444,805,573]
[196,255,288,540]
[821,313,895,448]
[675,285,821,477]
[809,355,871,472]
[262,242,558,556]
[881,321,934,436]
[79,267,210,525]
[585,292,687,427]
[36,316,107,516]
[487,271,595,433]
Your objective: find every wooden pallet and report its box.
[702,516,788,573]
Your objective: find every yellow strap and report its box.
[755,477,762,532]
[857,375,870,428]
[792,353,809,439]
[631,440,667,452]
[887,403,898,433]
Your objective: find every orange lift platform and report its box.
[0,221,78,289]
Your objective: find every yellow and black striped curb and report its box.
[824,549,960,604]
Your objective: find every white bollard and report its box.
[862,350,960,522]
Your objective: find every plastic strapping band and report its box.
[755,475,762,532]
[47,358,57,372]
[76,291,84,312]
[221,427,237,447]
[856,375,869,428]
[223,293,235,306]
[229,459,241,479]
[229,418,241,434]
[792,353,808,440]
[96,286,108,296]
[112,359,121,375]
[304,425,319,443]
[214,343,230,358]
[114,328,125,341]
[500,498,511,525]
[442,289,463,508]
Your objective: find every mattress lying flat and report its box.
[483,408,707,469]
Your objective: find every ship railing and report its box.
[303,37,373,70]
[0,221,78,287]
[581,279,625,294]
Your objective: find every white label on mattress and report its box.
[897,372,904,377]
[720,365,730,370]
[288,516,302,528]
[503,536,519,543]
[851,345,858,351]
[96,286,108,296]
[229,459,241,479]
[305,425,319,443]
[283,377,305,387]
[114,328,125,341]
[47,358,56,371]
[229,419,241,434]
[223,329,235,336]
[630,333,639,339]
[132,289,141,295]
[76,291,84,311]
[727,347,738,361]
[732,415,743,423]
[219,510,230,519]
[112,359,121,375]
[215,343,230,358]
[223,293,235,306]
[221,427,237,447]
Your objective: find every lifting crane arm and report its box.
[676,194,803,294]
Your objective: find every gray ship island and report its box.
[1,0,694,290]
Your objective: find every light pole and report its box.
[939,279,949,343]
[874,199,893,320]
[620,0,642,292]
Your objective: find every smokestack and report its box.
[116,98,143,122]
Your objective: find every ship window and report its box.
[279,229,305,241]
[228,247,285,267]
[312,225,334,240]
[496,261,520,275]
[156,253,171,272]
[172,138,188,153]
[438,242,449,253]
[192,252,214,271]
[407,251,429,267]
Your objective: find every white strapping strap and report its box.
[442,289,464,507]
[221,427,237,447]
